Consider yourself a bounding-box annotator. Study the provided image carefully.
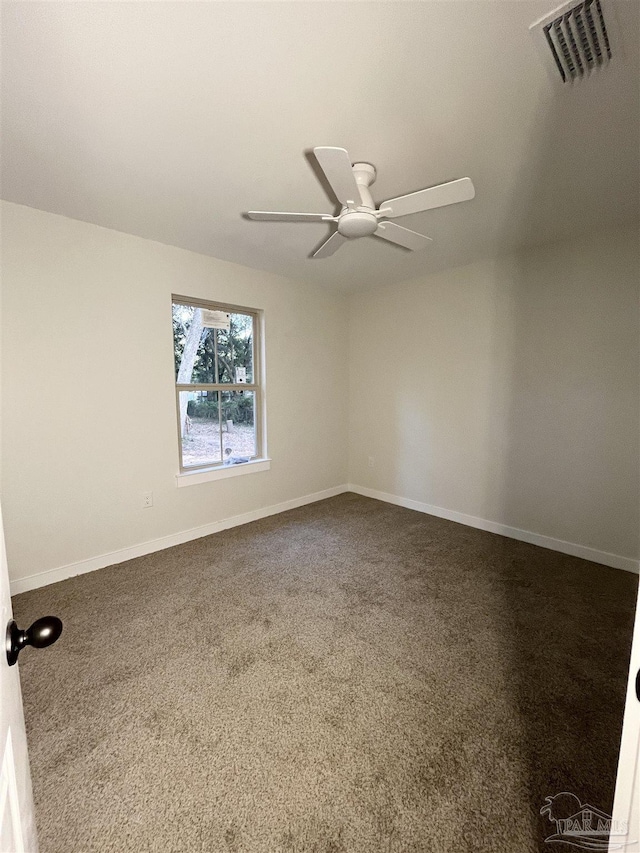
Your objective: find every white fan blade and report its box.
[313,232,348,258]
[313,147,362,209]
[247,211,334,222]
[381,177,475,219]
[374,222,433,251]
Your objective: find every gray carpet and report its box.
[12,493,638,853]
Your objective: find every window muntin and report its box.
[173,297,262,472]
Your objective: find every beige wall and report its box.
[348,225,640,561]
[2,205,637,584]
[1,202,349,582]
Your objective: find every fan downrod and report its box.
[337,162,378,237]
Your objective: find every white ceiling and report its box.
[1,1,638,291]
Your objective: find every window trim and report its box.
[172,294,265,474]
[175,457,271,487]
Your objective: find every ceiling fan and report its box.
[246,147,475,258]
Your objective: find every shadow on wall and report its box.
[484,37,640,848]
[375,20,640,848]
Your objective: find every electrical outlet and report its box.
[368,456,375,468]
[142,491,153,509]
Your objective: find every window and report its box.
[172,296,264,473]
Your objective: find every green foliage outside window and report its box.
[186,393,254,425]
[173,306,253,385]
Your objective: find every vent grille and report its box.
[542,0,612,82]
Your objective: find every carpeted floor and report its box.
[13,493,637,853]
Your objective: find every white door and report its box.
[609,585,640,853]
[0,503,38,853]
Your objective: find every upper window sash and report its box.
[173,299,257,388]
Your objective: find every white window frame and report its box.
[172,295,268,485]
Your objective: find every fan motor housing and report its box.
[338,210,378,238]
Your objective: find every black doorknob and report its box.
[6,616,63,666]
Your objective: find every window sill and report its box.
[176,458,271,488]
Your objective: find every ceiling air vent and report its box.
[531,0,616,83]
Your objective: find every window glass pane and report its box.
[173,304,216,384]
[216,312,254,384]
[179,390,221,468]
[220,391,257,463]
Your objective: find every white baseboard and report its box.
[10,484,350,596]
[11,482,638,595]
[348,483,640,574]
